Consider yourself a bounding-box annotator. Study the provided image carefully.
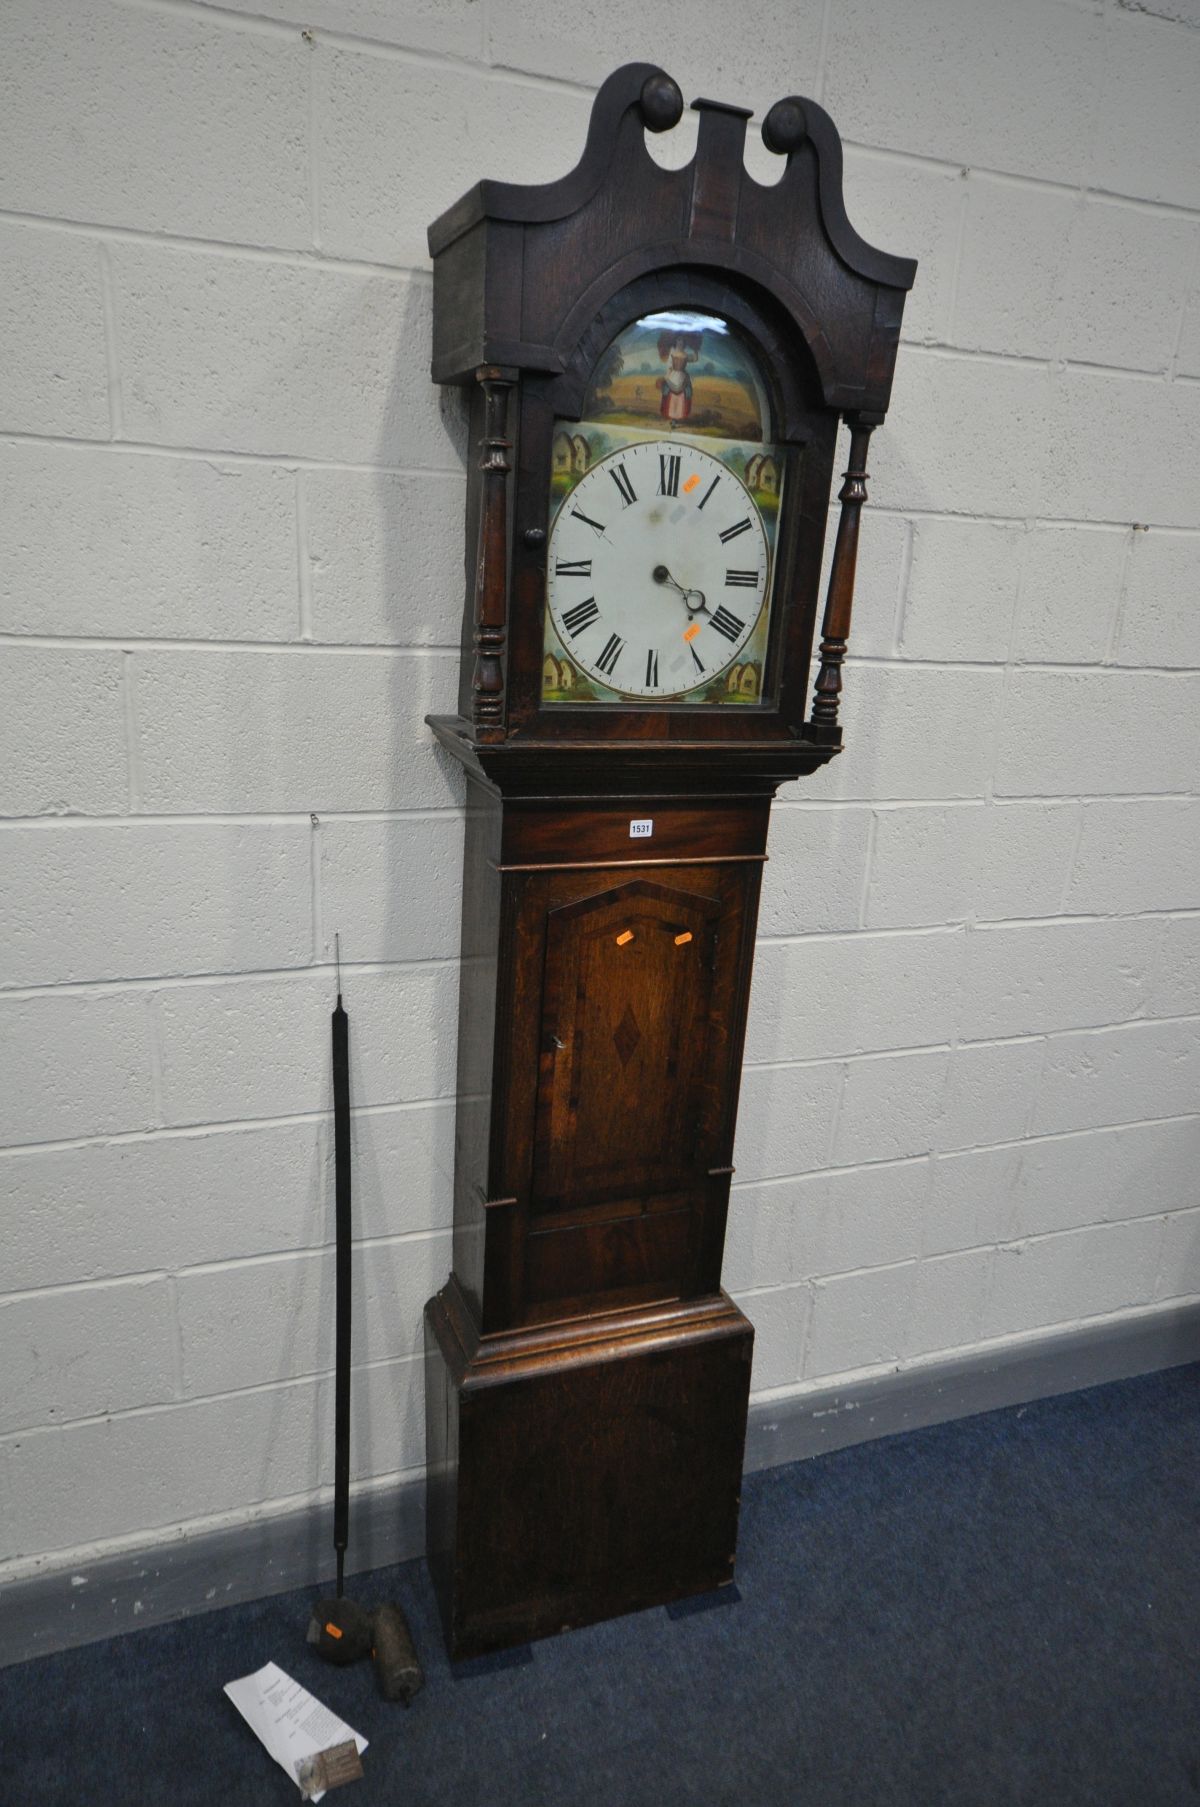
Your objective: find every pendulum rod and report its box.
[331,932,351,1598]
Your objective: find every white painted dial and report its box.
[546,439,771,701]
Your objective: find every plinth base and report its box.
[423,1281,754,1661]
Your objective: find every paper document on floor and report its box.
[223,1661,367,1799]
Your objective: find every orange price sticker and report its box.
[682,473,701,494]
[683,622,701,642]
[616,929,635,946]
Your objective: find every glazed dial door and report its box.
[540,306,787,711]
[546,441,771,700]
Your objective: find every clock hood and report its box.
[428,61,916,420]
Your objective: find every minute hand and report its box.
[652,565,708,614]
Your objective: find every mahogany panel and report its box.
[522,1206,693,1310]
[531,877,723,1212]
[425,1285,753,1660]
[447,777,503,1319]
[499,793,771,867]
[484,857,761,1329]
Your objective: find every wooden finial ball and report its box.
[640,73,684,133]
[762,97,807,155]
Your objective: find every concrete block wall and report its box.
[1,0,1198,1583]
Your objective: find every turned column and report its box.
[470,366,515,742]
[811,419,875,737]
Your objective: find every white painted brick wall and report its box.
[174,1230,451,1397]
[1012,524,1127,664]
[0,225,110,438]
[833,1049,950,1167]
[952,178,1076,362]
[2,823,313,985]
[131,651,462,813]
[1,0,312,247]
[1118,531,1200,667]
[1156,917,1200,1017]
[865,801,1078,927]
[1,0,1197,1580]
[0,1277,177,1433]
[0,446,300,641]
[1,648,128,817]
[303,469,467,647]
[2,991,158,1146]
[110,246,461,467]
[899,519,1021,662]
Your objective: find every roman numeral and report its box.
[689,644,706,675]
[710,605,745,643]
[719,517,752,544]
[596,632,624,677]
[645,649,659,688]
[561,596,599,638]
[555,559,591,577]
[571,506,607,538]
[697,474,721,511]
[725,569,758,587]
[609,463,637,507]
[658,454,681,498]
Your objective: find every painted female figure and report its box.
[658,331,701,424]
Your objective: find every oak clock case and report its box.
[422,64,915,1661]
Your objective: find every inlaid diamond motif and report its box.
[612,1003,642,1067]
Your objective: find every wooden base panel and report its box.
[424,1285,754,1661]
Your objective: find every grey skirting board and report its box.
[4,1298,1198,1670]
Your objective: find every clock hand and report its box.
[652,566,709,615]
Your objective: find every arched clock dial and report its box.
[546,440,772,700]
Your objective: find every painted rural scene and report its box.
[579,308,772,442]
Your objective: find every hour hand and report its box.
[653,566,707,614]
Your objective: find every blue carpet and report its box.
[2,1365,1197,1806]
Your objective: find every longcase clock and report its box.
[422,64,916,1660]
